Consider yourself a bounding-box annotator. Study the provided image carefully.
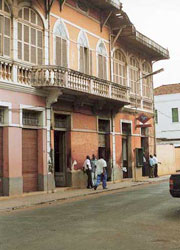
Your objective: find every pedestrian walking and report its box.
[94,156,107,190]
[91,154,97,187]
[153,154,161,177]
[83,155,93,189]
[149,154,155,178]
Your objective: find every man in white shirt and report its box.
[153,154,160,177]
[94,156,107,190]
[83,156,93,188]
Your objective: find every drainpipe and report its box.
[46,89,62,192]
[109,31,116,183]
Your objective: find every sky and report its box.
[122,0,180,88]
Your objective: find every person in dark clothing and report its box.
[83,155,93,188]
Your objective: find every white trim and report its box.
[50,13,109,44]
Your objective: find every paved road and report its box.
[0,181,180,250]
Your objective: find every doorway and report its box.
[122,122,132,178]
[54,131,67,187]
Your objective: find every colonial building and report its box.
[0,0,169,195]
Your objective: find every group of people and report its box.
[83,154,107,190]
[147,154,160,178]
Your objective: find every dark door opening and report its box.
[54,131,67,187]
[141,137,149,176]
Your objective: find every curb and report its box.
[0,177,169,213]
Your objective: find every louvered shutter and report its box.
[18,22,22,59]
[56,36,62,66]
[103,56,107,80]
[89,49,93,75]
[0,16,3,55]
[85,48,89,74]
[79,46,84,73]
[31,28,36,63]
[37,30,42,65]
[24,25,29,61]
[62,38,67,67]
[98,54,103,78]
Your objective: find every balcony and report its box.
[120,30,169,60]
[31,66,129,105]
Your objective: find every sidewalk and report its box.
[0,175,169,212]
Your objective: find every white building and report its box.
[154,84,180,144]
[154,84,180,174]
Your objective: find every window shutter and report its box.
[37,30,42,48]
[89,49,93,75]
[31,28,36,45]
[4,17,10,56]
[62,38,67,67]
[24,44,29,62]
[79,46,84,73]
[18,22,22,60]
[56,36,62,66]
[98,54,103,79]
[37,48,42,65]
[172,108,179,122]
[31,46,36,64]
[85,48,89,74]
[24,25,29,43]
[0,16,3,55]
[103,56,107,80]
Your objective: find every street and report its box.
[0,181,180,250]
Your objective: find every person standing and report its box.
[91,154,97,187]
[83,155,93,189]
[142,153,147,176]
[149,154,155,178]
[94,156,107,190]
[153,154,160,177]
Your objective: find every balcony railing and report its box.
[31,66,129,103]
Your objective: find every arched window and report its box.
[55,21,68,67]
[97,41,107,80]
[129,56,140,95]
[142,62,152,98]
[113,49,127,85]
[0,0,11,57]
[78,31,92,74]
[18,7,43,64]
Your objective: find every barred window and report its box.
[142,62,152,98]
[55,21,68,67]
[0,108,4,124]
[0,0,11,57]
[18,8,43,64]
[129,56,140,95]
[97,42,107,80]
[54,114,67,128]
[23,110,40,126]
[113,49,127,86]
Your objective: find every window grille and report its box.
[98,119,110,132]
[0,108,4,124]
[54,114,67,128]
[23,110,39,126]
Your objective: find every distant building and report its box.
[154,84,180,173]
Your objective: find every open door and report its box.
[54,131,67,187]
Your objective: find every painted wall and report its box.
[156,144,176,175]
[155,93,180,140]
